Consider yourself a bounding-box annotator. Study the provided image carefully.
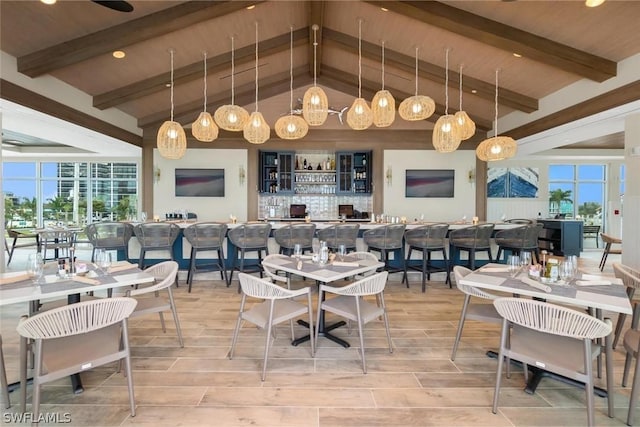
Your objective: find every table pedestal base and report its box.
[292,319,349,348]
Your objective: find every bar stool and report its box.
[494,223,542,264]
[449,223,494,270]
[403,223,450,292]
[85,221,134,262]
[133,222,181,270]
[363,223,406,277]
[226,223,271,287]
[316,223,359,252]
[183,222,228,292]
[274,223,316,255]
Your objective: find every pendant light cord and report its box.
[170,49,174,121]
[289,26,294,113]
[444,48,449,115]
[254,22,259,112]
[458,65,463,111]
[414,47,418,96]
[203,52,207,111]
[381,41,385,90]
[231,36,235,105]
[494,69,499,137]
[357,19,362,99]
[313,25,318,87]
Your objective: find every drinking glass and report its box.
[507,255,521,277]
[559,260,574,282]
[293,243,302,259]
[520,252,532,268]
[337,244,347,261]
[26,253,44,284]
[566,255,579,277]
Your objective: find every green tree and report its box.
[578,201,601,217]
[114,196,131,220]
[45,195,71,221]
[549,189,573,214]
[4,196,15,225]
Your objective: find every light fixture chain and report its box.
[444,48,449,115]
[494,69,499,137]
[381,40,385,90]
[459,64,463,110]
[358,19,362,99]
[203,52,207,111]
[231,36,235,105]
[254,22,259,112]
[414,47,418,96]
[170,49,174,121]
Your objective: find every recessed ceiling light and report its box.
[41,0,56,4]
[585,0,606,7]
[112,50,126,59]
[381,7,389,12]
[513,53,522,58]
[471,89,477,94]
[246,4,256,10]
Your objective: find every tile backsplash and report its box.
[259,195,373,220]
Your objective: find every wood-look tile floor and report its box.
[1,252,636,426]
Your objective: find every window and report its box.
[548,164,605,227]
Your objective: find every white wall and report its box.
[383,150,476,222]
[153,148,248,222]
[623,113,640,269]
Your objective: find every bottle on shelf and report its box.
[295,156,300,170]
[303,158,307,169]
[330,157,335,170]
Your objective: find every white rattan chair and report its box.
[612,263,640,349]
[261,254,291,289]
[126,260,183,347]
[17,298,137,420]
[315,271,392,374]
[0,336,10,408]
[450,266,502,361]
[230,273,314,381]
[492,297,614,427]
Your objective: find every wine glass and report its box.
[337,244,347,262]
[26,253,44,284]
[507,255,521,278]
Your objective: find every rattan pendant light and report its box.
[476,69,517,161]
[346,19,373,131]
[157,49,187,160]
[275,26,308,140]
[371,40,395,128]
[214,36,249,132]
[454,65,476,141]
[433,49,462,152]
[243,22,270,144]
[192,52,219,142]
[302,24,328,126]
[399,47,435,121]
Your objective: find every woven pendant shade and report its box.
[244,111,270,144]
[432,115,462,153]
[192,111,218,142]
[157,49,186,160]
[157,120,187,160]
[276,115,308,139]
[399,95,435,121]
[476,136,517,161]
[372,41,395,128]
[476,69,517,161]
[454,110,476,140]
[214,105,249,132]
[302,86,328,126]
[214,36,249,132]
[347,97,373,130]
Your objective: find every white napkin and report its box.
[520,276,552,293]
[332,261,359,267]
[581,273,607,281]
[576,280,612,286]
[482,266,509,273]
[0,271,31,285]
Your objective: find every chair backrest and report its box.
[450,223,494,248]
[325,271,388,297]
[453,265,497,300]
[601,232,622,245]
[404,223,449,249]
[613,263,640,290]
[273,223,316,249]
[183,222,227,249]
[363,224,406,249]
[16,297,137,339]
[261,254,290,285]
[129,260,178,295]
[85,222,133,248]
[317,223,360,248]
[493,297,612,340]
[228,223,272,249]
[40,230,76,248]
[505,218,533,224]
[134,223,181,248]
[238,272,307,300]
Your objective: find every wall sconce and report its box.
[386,166,392,185]
[239,165,246,186]
[468,168,475,184]
[154,167,161,183]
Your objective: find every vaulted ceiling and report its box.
[2,0,640,150]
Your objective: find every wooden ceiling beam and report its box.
[139,66,312,129]
[323,28,538,113]
[18,1,264,77]
[320,65,492,130]
[368,0,616,82]
[93,27,308,110]
[307,1,326,77]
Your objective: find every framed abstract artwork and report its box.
[175,168,225,197]
[405,169,455,198]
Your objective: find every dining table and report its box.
[0,261,154,405]
[261,254,383,348]
[459,262,632,396]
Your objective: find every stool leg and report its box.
[187,247,196,293]
[442,248,451,287]
[421,250,428,292]
[218,248,227,283]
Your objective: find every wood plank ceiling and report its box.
[2,0,639,149]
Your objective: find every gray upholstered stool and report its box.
[183,222,228,292]
[403,223,450,291]
[226,223,271,287]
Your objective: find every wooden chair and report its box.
[582,225,601,248]
[599,233,622,271]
